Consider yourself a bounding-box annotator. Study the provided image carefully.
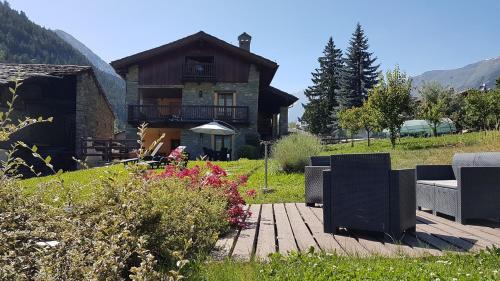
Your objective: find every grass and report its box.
[17,131,500,280]
[20,131,500,204]
[191,249,500,280]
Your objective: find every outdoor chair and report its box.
[323,153,416,238]
[416,152,500,224]
[159,146,188,167]
[305,156,330,206]
[118,142,164,168]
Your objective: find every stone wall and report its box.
[180,64,260,159]
[279,106,289,136]
[125,65,139,140]
[75,71,115,157]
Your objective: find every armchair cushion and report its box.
[417,180,457,189]
[309,156,330,166]
[452,152,500,180]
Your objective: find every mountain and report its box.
[411,57,500,95]
[288,90,306,123]
[0,1,125,128]
[54,30,126,128]
[0,1,86,65]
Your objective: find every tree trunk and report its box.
[390,129,396,149]
[433,124,438,137]
[351,133,354,147]
[367,129,371,146]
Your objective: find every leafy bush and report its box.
[237,144,260,159]
[1,83,248,279]
[272,133,322,173]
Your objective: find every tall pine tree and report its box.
[301,37,343,135]
[340,23,380,108]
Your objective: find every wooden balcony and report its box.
[128,104,249,125]
[181,62,216,82]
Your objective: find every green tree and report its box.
[418,82,452,137]
[340,23,380,109]
[359,100,381,146]
[301,37,343,135]
[496,76,500,89]
[463,90,490,131]
[368,66,412,148]
[338,107,362,147]
[486,89,500,130]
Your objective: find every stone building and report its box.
[0,63,115,173]
[111,31,297,159]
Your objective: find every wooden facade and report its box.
[139,42,251,85]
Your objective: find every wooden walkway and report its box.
[212,203,500,261]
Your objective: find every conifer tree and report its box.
[340,23,380,108]
[301,37,343,135]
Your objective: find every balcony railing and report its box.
[128,104,249,124]
[181,62,216,82]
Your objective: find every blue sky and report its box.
[7,0,500,119]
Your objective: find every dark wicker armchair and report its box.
[305,156,330,206]
[322,153,415,238]
[416,152,500,224]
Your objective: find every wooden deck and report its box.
[213,203,500,261]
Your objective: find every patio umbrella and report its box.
[190,121,235,135]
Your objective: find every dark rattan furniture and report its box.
[305,156,330,206]
[416,152,500,224]
[322,153,415,238]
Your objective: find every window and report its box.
[214,135,232,151]
[216,92,234,120]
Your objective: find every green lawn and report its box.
[17,131,500,280]
[191,249,500,281]
[21,131,500,204]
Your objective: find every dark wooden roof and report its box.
[110,31,279,86]
[0,63,91,84]
[0,63,115,118]
[265,86,298,106]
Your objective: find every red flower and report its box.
[246,189,257,198]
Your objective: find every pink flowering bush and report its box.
[147,162,251,227]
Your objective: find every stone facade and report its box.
[125,65,139,140]
[75,71,115,157]
[180,64,260,158]
[279,106,289,136]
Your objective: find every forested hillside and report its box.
[0,1,85,64]
[0,1,126,128]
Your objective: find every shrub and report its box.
[0,82,247,279]
[236,144,260,159]
[272,133,322,173]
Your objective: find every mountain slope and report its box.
[0,1,125,128]
[412,57,500,95]
[54,30,126,128]
[0,1,86,64]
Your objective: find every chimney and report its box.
[238,32,251,51]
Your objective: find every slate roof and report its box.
[0,63,91,84]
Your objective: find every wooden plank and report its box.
[212,228,239,260]
[418,211,500,246]
[296,203,346,255]
[232,204,261,261]
[255,204,276,260]
[412,229,462,252]
[402,234,443,256]
[309,206,370,257]
[416,222,477,252]
[416,217,485,251]
[274,203,298,255]
[211,205,249,260]
[284,203,319,251]
[466,222,500,238]
[354,233,393,256]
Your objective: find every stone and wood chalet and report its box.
[0,63,115,173]
[111,31,297,159]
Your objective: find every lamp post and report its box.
[260,140,273,193]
